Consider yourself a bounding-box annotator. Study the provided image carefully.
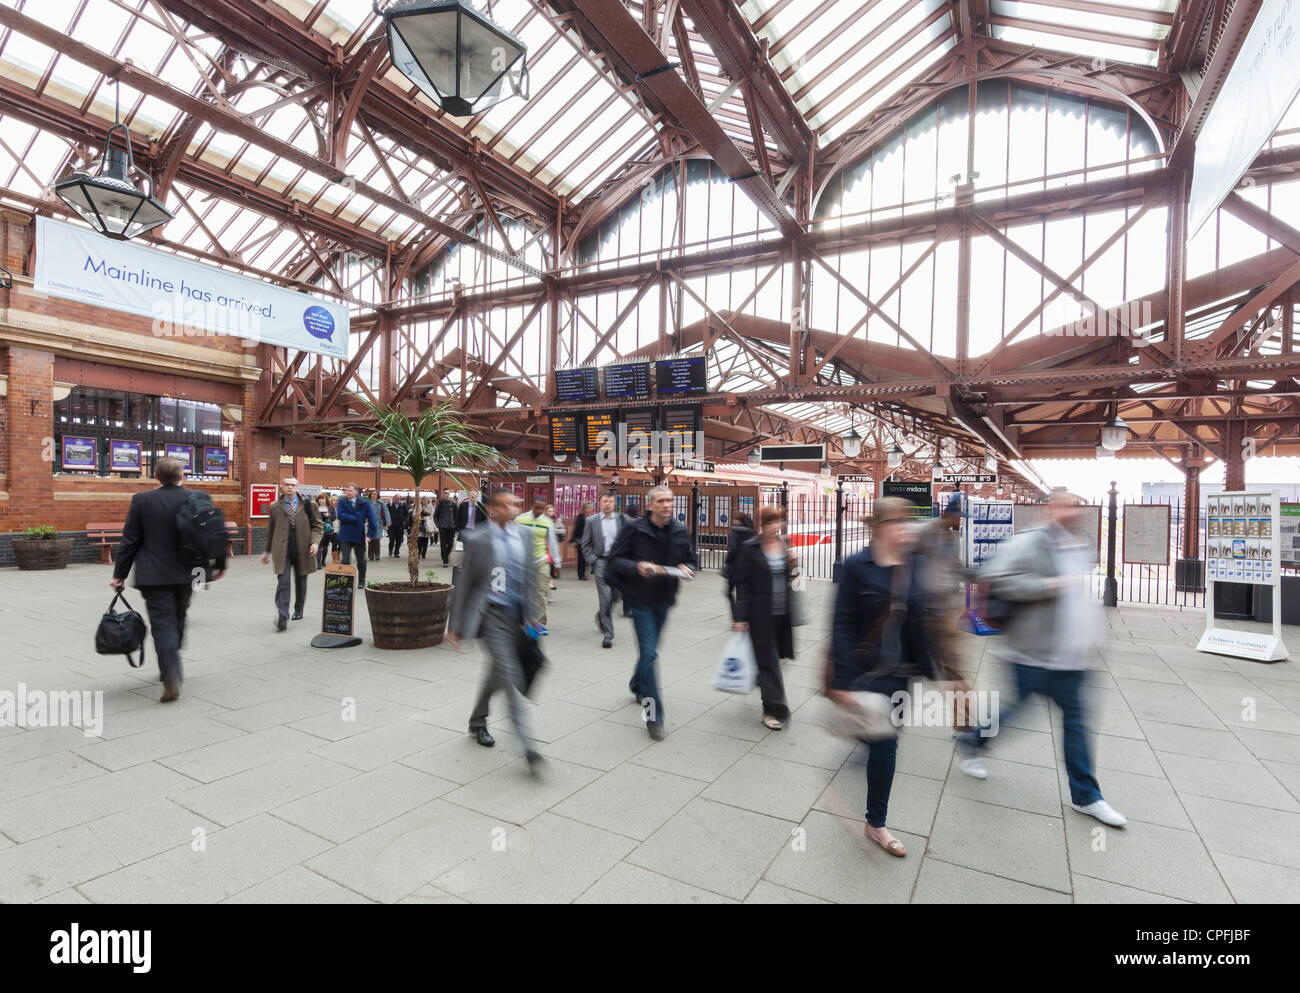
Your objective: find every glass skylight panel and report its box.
[819,30,953,139]
[996,1,1170,42]
[992,25,1157,67]
[565,116,649,201]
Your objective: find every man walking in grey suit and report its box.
[445,488,543,773]
[580,493,625,649]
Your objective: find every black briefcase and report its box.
[516,627,546,695]
[95,591,148,668]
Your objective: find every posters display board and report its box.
[109,439,142,472]
[1199,490,1287,662]
[165,444,193,472]
[1205,491,1277,585]
[1013,503,1100,564]
[202,446,229,477]
[1122,504,1171,566]
[1281,503,1300,569]
[966,499,1014,566]
[61,436,97,471]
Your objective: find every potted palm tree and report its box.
[12,526,75,570]
[344,400,504,649]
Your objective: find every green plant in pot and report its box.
[344,400,504,649]
[12,525,75,571]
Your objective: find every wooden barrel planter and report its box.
[363,582,453,650]
[12,537,74,571]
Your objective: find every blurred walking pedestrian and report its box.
[516,496,560,626]
[580,493,624,648]
[827,497,933,857]
[110,456,227,702]
[722,510,755,612]
[955,490,1126,827]
[609,484,698,740]
[335,483,375,588]
[915,494,977,733]
[262,476,323,631]
[546,503,564,591]
[727,505,800,730]
[446,489,543,775]
[571,501,594,580]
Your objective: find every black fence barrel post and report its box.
[1104,480,1119,607]
[690,480,700,553]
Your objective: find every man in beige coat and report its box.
[262,476,323,631]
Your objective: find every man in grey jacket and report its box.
[580,493,624,649]
[445,488,542,773]
[955,490,1126,828]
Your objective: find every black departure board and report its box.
[655,356,707,395]
[603,362,652,400]
[555,367,600,403]
[550,414,579,457]
[583,411,616,457]
[661,405,700,457]
[622,408,656,464]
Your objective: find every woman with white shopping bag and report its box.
[826,497,934,859]
[727,504,801,730]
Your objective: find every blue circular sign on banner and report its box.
[677,512,686,521]
[303,305,336,342]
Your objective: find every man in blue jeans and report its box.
[608,484,698,740]
[955,490,1126,828]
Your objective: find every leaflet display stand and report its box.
[1198,489,1288,662]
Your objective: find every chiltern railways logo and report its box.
[49,924,151,973]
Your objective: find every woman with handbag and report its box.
[827,497,932,858]
[729,505,799,730]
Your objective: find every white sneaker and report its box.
[1071,799,1127,827]
[959,756,988,780]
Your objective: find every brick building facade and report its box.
[0,208,284,564]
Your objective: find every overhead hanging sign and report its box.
[34,216,350,360]
[933,472,996,484]
[1187,0,1300,235]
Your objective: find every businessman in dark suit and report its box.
[111,456,227,702]
[446,488,542,773]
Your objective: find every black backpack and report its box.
[95,592,148,668]
[175,490,227,569]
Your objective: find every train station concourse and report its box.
[0,0,1298,938]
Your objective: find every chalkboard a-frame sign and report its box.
[311,563,363,649]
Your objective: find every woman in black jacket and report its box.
[729,506,797,730]
[828,497,933,858]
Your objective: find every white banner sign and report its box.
[35,216,350,359]
[1188,0,1300,235]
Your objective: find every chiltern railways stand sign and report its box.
[1198,489,1289,662]
[35,216,350,360]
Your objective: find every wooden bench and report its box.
[86,521,124,564]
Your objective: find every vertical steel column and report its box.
[1225,419,1247,490]
[1167,170,1189,367]
[1182,456,1201,559]
[1104,480,1119,607]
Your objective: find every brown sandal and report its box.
[865,826,907,857]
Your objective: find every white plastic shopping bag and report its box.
[821,691,898,741]
[711,632,758,694]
